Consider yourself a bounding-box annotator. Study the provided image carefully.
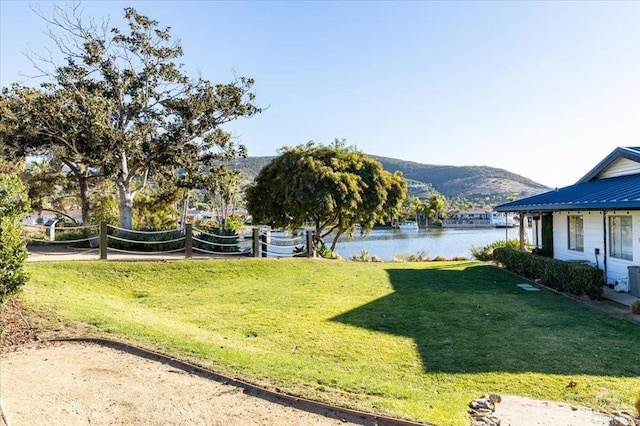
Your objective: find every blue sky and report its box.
[2,1,640,188]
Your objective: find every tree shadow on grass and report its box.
[331,263,640,376]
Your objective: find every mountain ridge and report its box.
[228,155,549,206]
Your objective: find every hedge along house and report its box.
[495,146,640,293]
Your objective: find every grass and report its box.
[20,259,640,425]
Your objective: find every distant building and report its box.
[443,209,493,228]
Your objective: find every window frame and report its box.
[567,215,584,252]
[609,215,633,261]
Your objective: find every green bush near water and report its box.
[493,247,604,298]
[107,228,185,252]
[194,227,244,254]
[470,238,521,261]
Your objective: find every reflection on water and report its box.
[334,227,530,261]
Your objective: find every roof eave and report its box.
[577,147,640,184]
[495,201,640,213]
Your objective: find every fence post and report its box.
[261,229,269,258]
[100,221,108,260]
[252,228,259,257]
[185,223,193,258]
[306,230,314,258]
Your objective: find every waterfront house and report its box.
[443,209,493,228]
[495,146,640,293]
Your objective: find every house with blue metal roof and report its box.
[495,147,640,294]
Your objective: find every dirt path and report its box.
[1,341,371,426]
[1,341,625,426]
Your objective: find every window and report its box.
[609,216,633,260]
[568,215,584,251]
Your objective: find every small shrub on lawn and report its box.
[471,239,521,261]
[631,299,640,315]
[451,256,468,261]
[392,251,431,262]
[350,249,371,262]
[407,250,430,262]
[494,248,604,298]
[349,250,384,263]
[317,244,339,259]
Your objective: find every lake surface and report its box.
[332,227,530,261]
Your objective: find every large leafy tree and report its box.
[1,84,110,224]
[2,5,260,229]
[246,140,407,253]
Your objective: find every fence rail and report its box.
[23,221,315,260]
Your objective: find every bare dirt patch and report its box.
[1,341,369,426]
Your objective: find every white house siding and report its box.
[598,157,640,179]
[552,210,640,284]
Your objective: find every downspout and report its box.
[602,210,608,284]
[505,212,509,243]
[519,213,526,252]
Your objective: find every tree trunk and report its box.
[61,160,92,225]
[78,173,90,225]
[116,182,135,229]
[180,194,189,231]
[114,153,148,230]
[330,228,344,253]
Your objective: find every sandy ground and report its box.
[0,341,371,426]
[0,341,621,426]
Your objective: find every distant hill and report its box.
[369,156,549,200]
[227,155,549,206]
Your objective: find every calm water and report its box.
[332,227,530,260]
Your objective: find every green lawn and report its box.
[22,259,640,425]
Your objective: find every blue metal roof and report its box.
[495,172,640,212]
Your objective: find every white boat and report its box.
[492,212,518,228]
[398,221,419,231]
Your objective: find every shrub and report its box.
[451,256,468,261]
[316,243,340,259]
[0,174,30,302]
[392,251,430,262]
[194,227,242,254]
[54,227,96,247]
[350,249,371,262]
[494,248,604,298]
[471,239,521,261]
[107,228,185,252]
[631,299,640,315]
